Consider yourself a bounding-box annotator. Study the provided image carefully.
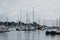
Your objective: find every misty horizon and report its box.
[0,0,60,26]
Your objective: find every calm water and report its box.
[0,30,60,40]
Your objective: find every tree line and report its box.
[0,21,37,26]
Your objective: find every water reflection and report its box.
[0,33,8,40]
[32,31,35,40]
[25,31,31,40]
[17,31,21,40]
[0,31,60,40]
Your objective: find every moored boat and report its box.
[0,26,10,33]
[45,28,60,35]
[45,29,57,35]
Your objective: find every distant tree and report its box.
[33,22,37,26]
[4,22,9,27]
[11,22,17,27]
[0,22,3,25]
[18,21,21,26]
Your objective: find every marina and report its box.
[0,0,60,40]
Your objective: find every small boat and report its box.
[0,26,10,33]
[16,27,22,31]
[55,29,60,34]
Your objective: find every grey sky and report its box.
[0,0,60,26]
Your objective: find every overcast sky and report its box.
[0,0,60,26]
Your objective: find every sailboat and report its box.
[25,8,35,31]
[0,17,10,33]
[45,17,60,35]
[32,8,36,31]
[16,10,22,31]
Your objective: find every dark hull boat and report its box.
[46,29,60,35]
[16,27,22,31]
[46,31,56,35]
[16,28,20,31]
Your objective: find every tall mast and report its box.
[20,9,22,22]
[56,17,58,27]
[58,17,60,26]
[20,9,22,26]
[56,19,58,26]
[18,10,19,27]
[33,8,34,22]
[43,16,44,25]
[55,19,56,26]
[58,17,59,27]
[6,16,8,28]
[18,9,22,26]
[25,12,28,29]
[59,17,60,27]
[26,12,29,24]
[32,7,36,30]
[55,18,58,26]
[18,12,19,22]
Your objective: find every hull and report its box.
[0,30,10,33]
[46,30,60,35]
[46,31,56,35]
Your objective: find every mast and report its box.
[18,9,22,26]
[26,12,29,24]
[56,17,58,27]
[5,16,9,28]
[33,8,34,22]
[55,18,58,27]
[32,7,36,30]
[18,10,19,27]
[43,16,44,26]
[20,9,22,26]
[25,12,28,30]
[58,17,59,27]
[55,19,56,26]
